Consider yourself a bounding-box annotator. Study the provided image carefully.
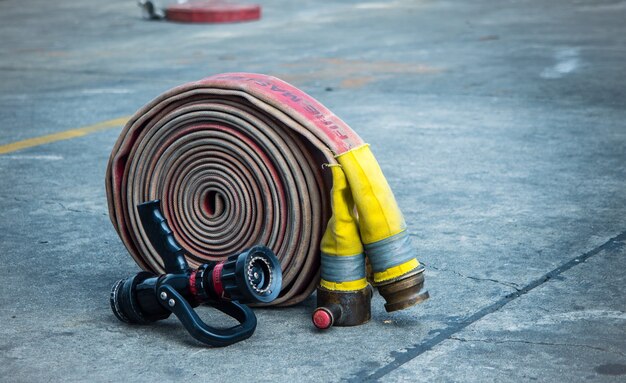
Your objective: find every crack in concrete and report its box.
[0,196,29,203]
[3,197,109,216]
[54,201,86,214]
[426,263,521,291]
[45,200,101,214]
[346,230,626,382]
[102,325,131,336]
[449,335,626,358]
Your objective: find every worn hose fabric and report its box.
[106,73,419,305]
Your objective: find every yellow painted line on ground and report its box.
[0,116,130,155]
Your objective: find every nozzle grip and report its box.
[137,200,189,274]
[158,285,257,347]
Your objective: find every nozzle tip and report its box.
[312,308,333,329]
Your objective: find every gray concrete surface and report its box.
[1,0,625,382]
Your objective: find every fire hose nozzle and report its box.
[109,200,282,347]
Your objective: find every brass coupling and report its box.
[374,264,429,312]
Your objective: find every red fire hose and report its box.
[106,73,426,312]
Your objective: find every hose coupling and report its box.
[374,264,429,312]
[312,284,373,329]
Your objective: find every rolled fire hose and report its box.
[106,73,428,323]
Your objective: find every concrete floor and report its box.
[1,0,625,382]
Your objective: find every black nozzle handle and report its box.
[157,284,257,347]
[137,200,189,274]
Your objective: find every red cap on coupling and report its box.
[312,308,334,330]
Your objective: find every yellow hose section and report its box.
[320,278,368,291]
[319,165,364,257]
[373,259,419,284]
[336,144,419,284]
[319,165,367,291]
[321,146,418,288]
[336,144,406,244]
